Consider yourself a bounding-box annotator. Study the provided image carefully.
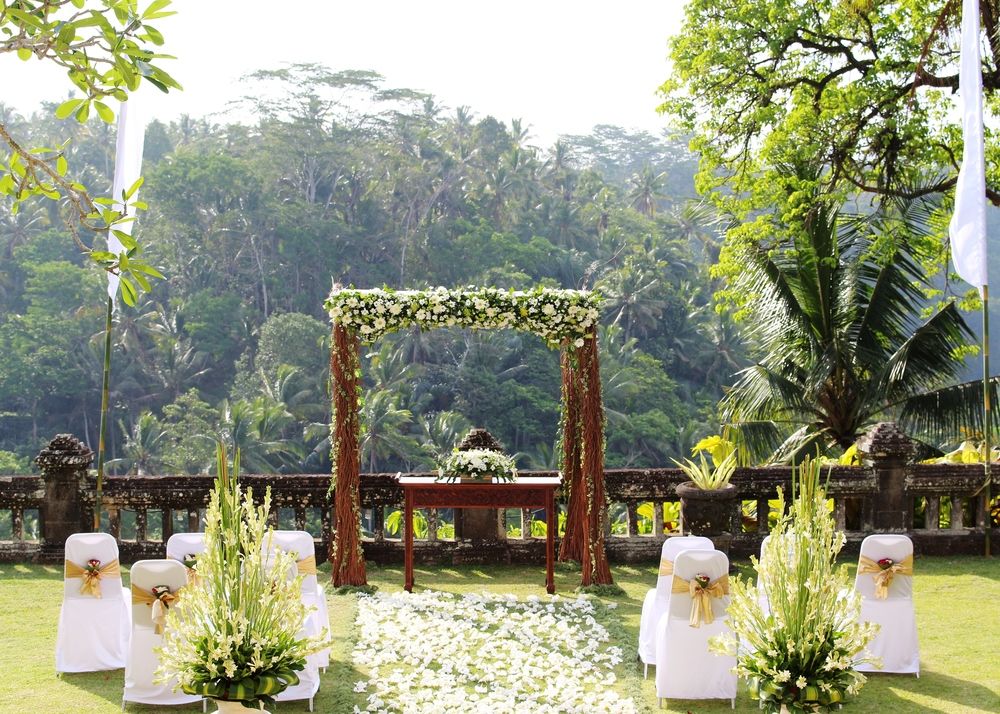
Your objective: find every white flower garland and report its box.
[325,287,602,346]
[351,590,636,714]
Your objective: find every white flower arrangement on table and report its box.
[437,448,518,483]
[325,286,602,346]
[710,456,878,713]
[155,445,329,709]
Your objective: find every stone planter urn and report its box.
[675,482,739,541]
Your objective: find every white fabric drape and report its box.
[637,535,714,667]
[55,533,130,672]
[854,534,920,674]
[267,530,325,707]
[106,100,146,302]
[949,0,988,291]
[655,549,736,703]
[124,559,202,706]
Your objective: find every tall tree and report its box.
[661,0,993,205]
[723,197,977,460]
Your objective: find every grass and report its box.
[0,556,997,713]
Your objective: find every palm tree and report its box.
[722,199,976,461]
[416,410,472,468]
[111,411,167,475]
[219,397,302,473]
[360,389,420,472]
[627,165,665,217]
[598,255,668,340]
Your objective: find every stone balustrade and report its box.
[0,424,994,564]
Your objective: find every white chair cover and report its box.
[637,535,714,668]
[757,535,772,616]
[854,534,920,675]
[655,549,737,704]
[265,530,323,709]
[165,532,206,563]
[55,532,130,672]
[124,559,202,706]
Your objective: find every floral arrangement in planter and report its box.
[673,450,737,490]
[437,448,518,483]
[156,444,328,712]
[325,286,601,346]
[710,456,878,712]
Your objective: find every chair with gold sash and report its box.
[123,559,204,708]
[265,530,323,710]
[854,534,920,675]
[55,532,130,672]
[655,549,736,707]
[165,531,206,583]
[637,535,714,677]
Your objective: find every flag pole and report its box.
[94,296,113,532]
[95,99,145,530]
[984,286,992,557]
[951,0,991,556]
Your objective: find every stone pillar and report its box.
[35,434,93,562]
[856,422,913,532]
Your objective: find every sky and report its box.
[5,0,687,146]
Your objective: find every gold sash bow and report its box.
[858,555,913,599]
[131,584,180,634]
[64,559,120,598]
[296,555,318,575]
[672,574,729,627]
[657,557,674,576]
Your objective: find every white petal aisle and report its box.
[351,590,637,714]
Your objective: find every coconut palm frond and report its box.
[767,425,831,465]
[723,364,815,424]
[899,376,1000,443]
[881,303,976,398]
[723,419,784,464]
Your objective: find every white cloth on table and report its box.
[637,535,714,668]
[55,532,130,672]
[854,534,920,675]
[655,549,736,704]
[124,559,202,706]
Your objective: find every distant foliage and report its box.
[0,66,738,471]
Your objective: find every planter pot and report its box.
[210,700,271,714]
[675,481,739,538]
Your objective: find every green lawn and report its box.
[1,557,997,713]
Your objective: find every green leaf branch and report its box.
[1,0,181,300]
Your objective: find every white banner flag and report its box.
[949,0,988,292]
[107,99,146,301]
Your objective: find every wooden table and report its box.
[398,476,562,594]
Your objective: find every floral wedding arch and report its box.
[324,286,614,588]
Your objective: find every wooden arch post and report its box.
[558,332,613,585]
[329,322,367,587]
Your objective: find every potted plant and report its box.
[156,444,328,713]
[709,456,877,712]
[673,442,738,537]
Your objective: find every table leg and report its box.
[404,490,414,592]
[546,488,555,594]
